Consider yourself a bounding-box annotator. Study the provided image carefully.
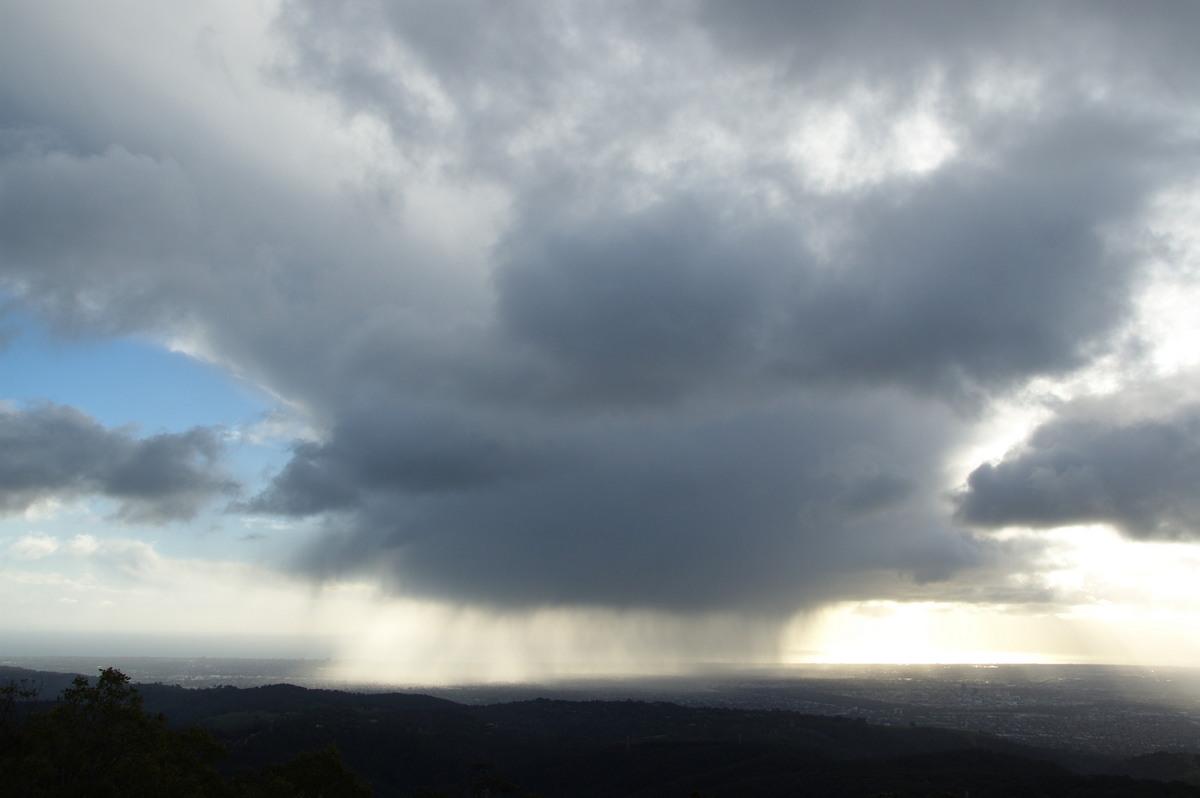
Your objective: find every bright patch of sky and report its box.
[2,309,270,432]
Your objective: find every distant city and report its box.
[5,657,1198,758]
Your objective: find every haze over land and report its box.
[4,1,1200,681]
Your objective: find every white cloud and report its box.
[9,532,58,559]
[64,534,100,557]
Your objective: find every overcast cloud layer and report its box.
[3,1,1200,620]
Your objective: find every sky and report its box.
[4,0,1200,683]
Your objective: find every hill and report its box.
[4,666,1200,797]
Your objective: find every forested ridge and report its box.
[4,666,1200,797]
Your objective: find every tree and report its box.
[0,667,226,797]
[232,743,372,798]
[0,668,376,797]
[0,675,39,729]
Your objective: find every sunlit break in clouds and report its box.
[4,0,1200,682]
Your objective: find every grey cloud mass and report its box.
[0,402,235,523]
[956,403,1200,541]
[3,1,1200,615]
[283,393,978,611]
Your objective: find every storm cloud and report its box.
[3,1,1200,620]
[252,390,979,611]
[0,402,234,523]
[956,401,1200,540]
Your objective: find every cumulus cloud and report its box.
[255,390,990,612]
[0,403,236,522]
[491,117,1160,407]
[956,400,1200,540]
[3,1,1200,620]
[10,532,59,559]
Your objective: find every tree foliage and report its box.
[0,668,371,797]
[0,667,225,796]
[232,743,372,798]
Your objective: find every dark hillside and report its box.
[5,666,1200,797]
